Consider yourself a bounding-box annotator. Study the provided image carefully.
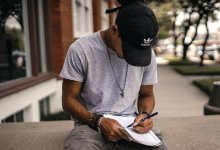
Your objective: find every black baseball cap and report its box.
[106,1,159,66]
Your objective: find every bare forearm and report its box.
[62,79,92,124]
[138,95,155,114]
[62,96,92,124]
[138,85,155,114]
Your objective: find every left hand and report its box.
[132,114,153,134]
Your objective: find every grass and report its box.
[173,65,220,75]
[164,55,198,66]
[164,55,220,75]
[192,78,220,96]
[165,55,220,96]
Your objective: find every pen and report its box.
[127,112,158,128]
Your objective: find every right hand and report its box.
[99,117,130,142]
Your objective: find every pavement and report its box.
[154,64,209,118]
[152,57,220,149]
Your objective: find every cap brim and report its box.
[122,40,152,67]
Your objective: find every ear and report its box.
[110,25,119,36]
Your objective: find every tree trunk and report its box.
[182,44,189,60]
[172,2,178,57]
[199,15,209,66]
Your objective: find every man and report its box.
[60,0,168,149]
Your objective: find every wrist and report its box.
[88,113,103,131]
[97,116,104,127]
[140,111,150,116]
[97,116,104,132]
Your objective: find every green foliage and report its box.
[145,0,173,4]
[5,27,24,50]
[173,65,220,75]
[146,1,173,39]
[176,0,220,60]
[169,60,198,66]
[167,55,220,97]
[164,55,198,65]
[41,111,71,121]
[193,78,220,96]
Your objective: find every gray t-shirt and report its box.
[60,32,158,115]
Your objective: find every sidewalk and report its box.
[154,64,209,118]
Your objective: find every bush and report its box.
[192,78,220,96]
[169,60,198,66]
[42,111,71,121]
[173,65,220,75]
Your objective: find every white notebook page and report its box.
[104,114,162,146]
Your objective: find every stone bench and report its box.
[0,115,220,150]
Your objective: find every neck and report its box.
[100,29,114,51]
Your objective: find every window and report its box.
[1,110,24,123]
[0,0,27,83]
[72,0,93,37]
[0,0,53,98]
[0,0,48,84]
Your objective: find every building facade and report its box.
[0,0,116,122]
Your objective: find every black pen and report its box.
[127,112,158,128]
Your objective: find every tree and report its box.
[146,0,173,40]
[177,0,220,62]
[171,0,182,56]
[177,0,203,60]
[198,0,220,66]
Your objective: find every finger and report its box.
[106,131,121,142]
[108,125,126,141]
[114,123,130,141]
[133,122,153,133]
[138,118,153,127]
[115,126,129,141]
[133,114,146,127]
[117,128,131,141]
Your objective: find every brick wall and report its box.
[92,0,102,32]
[47,0,116,75]
[47,0,74,75]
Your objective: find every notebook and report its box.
[104,114,162,146]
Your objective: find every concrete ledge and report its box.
[0,116,220,150]
[0,121,74,150]
[154,116,220,150]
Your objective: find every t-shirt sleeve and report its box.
[59,42,87,82]
[141,50,158,85]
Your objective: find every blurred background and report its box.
[0,0,219,123]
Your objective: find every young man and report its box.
[60,0,168,149]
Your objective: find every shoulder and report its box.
[69,32,101,53]
[76,32,100,48]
